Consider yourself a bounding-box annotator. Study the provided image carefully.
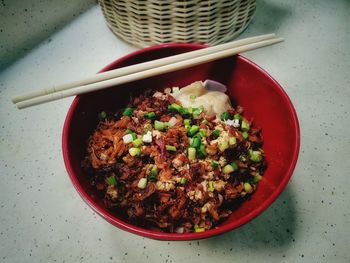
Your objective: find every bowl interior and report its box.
[63,44,300,240]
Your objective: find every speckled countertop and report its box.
[1,0,350,262]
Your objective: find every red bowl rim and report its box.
[62,43,300,241]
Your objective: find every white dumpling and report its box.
[176,81,207,97]
[171,80,233,118]
[198,91,232,117]
[171,81,207,107]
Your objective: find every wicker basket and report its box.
[98,0,256,47]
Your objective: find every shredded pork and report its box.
[82,85,266,233]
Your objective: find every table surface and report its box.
[1,0,349,262]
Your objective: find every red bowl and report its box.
[62,43,300,240]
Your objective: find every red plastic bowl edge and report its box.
[62,43,300,241]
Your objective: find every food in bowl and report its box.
[63,44,300,240]
[81,80,266,233]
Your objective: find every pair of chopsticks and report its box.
[12,33,283,109]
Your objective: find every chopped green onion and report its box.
[241,120,250,131]
[194,132,202,139]
[130,133,137,140]
[222,164,234,174]
[188,147,196,161]
[200,129,207,137]
[184,119,191,126]
[187,125,200,136]
[233,113,241,120]
[133,134,139,140]
[165,145,177,152]
[98,111,107,120]
[218,141,229,152]
[244,182,253,193]
[150,165,158,176]
[192,106,204,118]
[149,165,158,181]
[106,175,117,186]
[189,95,197,100]
[201,119,209,125]
[221,111,231,121]
[178,107,190,116]
[132,138,143,147]
[239,155,247,162]
[193,106,204,113]
[208,181,214,192]
[144,112,156,119]
[137,178,148,189]
[144,123,152,133]
[180,177,187,185]
[191,137,202,148]
[253,174,263,183]
[194,224,205,233]
[197,145,206,159]
[129,147,141,156]
[211,160,219,168]
[229,136,236,145]
[168,102,190,116]
[168,103,182,111]
[192,112,200,119]
[149,174,157,182]
[212,129,220,138]
[126,129,137,140]
[242,131,249,139]
[230,162,238,171]
[154,120,166,131]
[249,150,262,162]
[122,107,134,117]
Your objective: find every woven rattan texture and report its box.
[98,0,256,47]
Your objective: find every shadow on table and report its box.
[200,185,298,251]
[0,0,96,70]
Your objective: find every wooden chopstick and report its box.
[12,34,276,104]
[12,33,275,104]
[14,36,284,109]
